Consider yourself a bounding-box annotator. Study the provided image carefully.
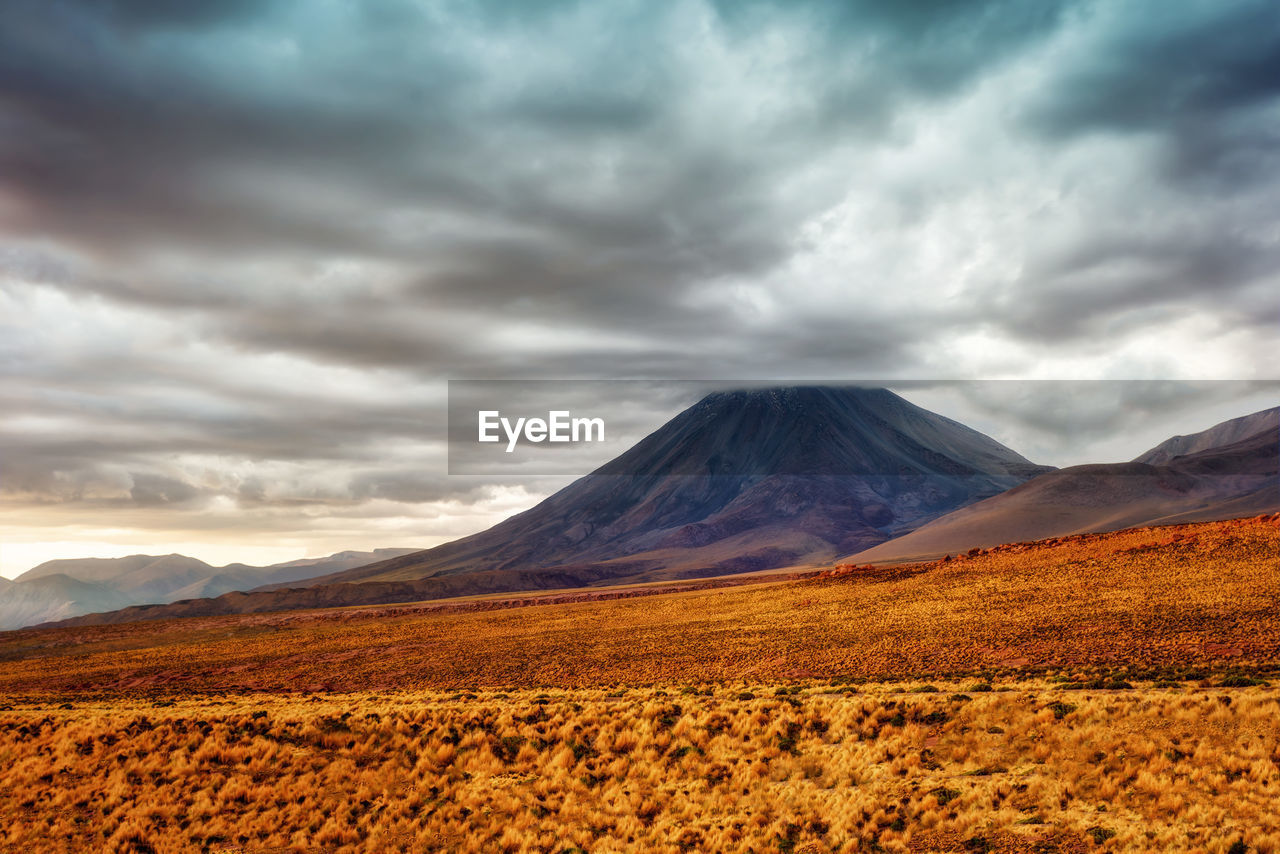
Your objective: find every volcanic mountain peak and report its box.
[596,385,1045,479]
[281,385,1052,593]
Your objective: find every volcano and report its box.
[285,386,1052,590]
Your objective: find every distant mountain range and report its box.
[0,549,417,630]
[15,387,1278,631]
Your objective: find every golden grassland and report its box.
[0,516,1277,852]
[1,681,1277,853]
[0,516,1276,695]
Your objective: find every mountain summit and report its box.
[296,386,1052,592]
[595,386,1048,479]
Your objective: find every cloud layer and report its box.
[2,0,1277,573]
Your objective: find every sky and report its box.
[1,0,1278,577]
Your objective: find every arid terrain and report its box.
[0,515,1277,852]
[3,681,1277,853]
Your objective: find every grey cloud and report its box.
[1159,106,1280,198]
[344,471,570,505]
[717,0,1071,101]
[0,2,475,256]
[1027,1,1280,137]
[128,473,203,506]
[220,306,474,371]
[1022,0,1280,228]
[0,0,1074,333]
[991,230,1280,343]
[1,0,1278,561]
[900,380,1280,466]
[96,0,270,30]
[947,381,1273,439]
[0,391,445,467]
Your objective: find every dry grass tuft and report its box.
[1,682,1277,852]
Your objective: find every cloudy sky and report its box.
[2,0,1278,576]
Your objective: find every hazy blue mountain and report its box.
[19,554,217,601]
[1,548,417,631]
[0,574,134,631]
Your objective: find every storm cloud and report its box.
[1,0,1277,573]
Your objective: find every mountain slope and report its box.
[185,550,422,600]
[849,424,1279,564]
[290,386,1052,590]
[0,574,135,631]
[1135,406,1277,465]
[18,555,212,588]
[19,555,220,603]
